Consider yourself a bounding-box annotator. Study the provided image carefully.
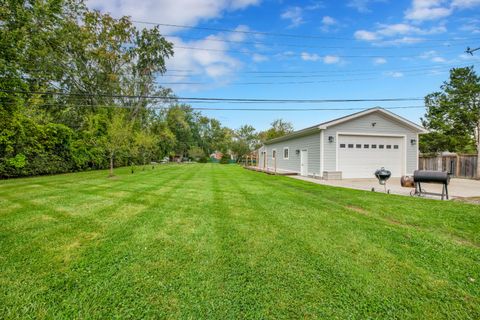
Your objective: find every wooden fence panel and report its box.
[419,154,477,179]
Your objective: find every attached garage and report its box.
[337,134,405,178]
[259,107,427,180]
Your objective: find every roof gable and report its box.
[264,107,426,145]
[317,108,427,133]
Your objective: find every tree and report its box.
[134,129,158,169]
[260,119,294,141]
[104,112,133,176]
[230,125,259,160]
[188,146,205,160]
[421,66,480,176]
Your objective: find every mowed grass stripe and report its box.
[0,164,479,319]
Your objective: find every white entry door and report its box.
[338,135,405,178]
[300,150,308,176]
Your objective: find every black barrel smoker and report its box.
[373,167,392,193]
[412,170,450,200]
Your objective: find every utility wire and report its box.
[14,101,427,111]
[165,34,469,51]
[0,89,424,103]
[132,20,480,43]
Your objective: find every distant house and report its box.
[257,107,427,179]
[210,151,223,161]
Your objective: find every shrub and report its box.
[219,154,231,164]
[197,156,208,163]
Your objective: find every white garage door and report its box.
[338,135,405,178]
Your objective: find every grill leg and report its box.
[441,184,445,200]
[445,183,449,200]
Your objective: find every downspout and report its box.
[320,129,324,179]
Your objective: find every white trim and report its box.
[415,133,419,171]
[320,131,324,177]
[318,108,427,133]
[283,147,289,160]
[336,132,407,176]
[300,148,308,176]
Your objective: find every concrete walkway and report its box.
[290,176,480,199]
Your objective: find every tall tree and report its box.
[260,119,294,141]
[421,66,480,176]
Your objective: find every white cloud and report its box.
[252,53,268,62]
[355,22,446,45]
[419,50,447,63]
[322,16,337,26]
[432,56,446,62]
[405,0,452,21]
[226,25,250,42]
[452,0,480,8]
[166,35,241,79]
[374,36,425,46]
[373,57,387,64]
[459,18,480,33]
[281,6,304,28]
[320,16,338,32]
[347,0,387,13]
[323,55,341,64]
[354,30,379,41]
[301,52,320,61]
[385,71,404,78]
[86,0,260,34]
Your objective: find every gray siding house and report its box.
[257,107,427,179]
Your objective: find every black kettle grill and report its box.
[373,167,392,193]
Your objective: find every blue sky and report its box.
[87,0,480,131]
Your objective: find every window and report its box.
[340,144,346,148]
[371,144,377,149]
[364,144,369,149]
[386,145,392,149]
[356,144,362,148]
[272,150,276,159]
[283,147,289,159]
[394,145,399,149]
[348,144,354,148]
[379,145,385,149]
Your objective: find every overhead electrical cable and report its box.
[0,89,424,103]
[132,20,480,43]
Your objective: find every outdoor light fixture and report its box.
[328,136,334,143]
[372,122,377,127]
[295,149,300,155]
[410,139,417,145]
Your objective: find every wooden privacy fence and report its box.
[419,153,478,179]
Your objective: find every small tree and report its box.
[104,112,133,176]
[188,146,205,161]
[422,66,480,177]
[135,130,158,170]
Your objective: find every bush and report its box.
[197,156,208,163]
[219,154,231,164]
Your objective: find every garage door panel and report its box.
[338,135,404,178]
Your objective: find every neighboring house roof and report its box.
[264,107,427,145]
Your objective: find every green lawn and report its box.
[1,164,479,319]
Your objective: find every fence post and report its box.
[456,154,461,177]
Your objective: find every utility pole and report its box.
[465,46,480,55]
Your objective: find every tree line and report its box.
[0,0,294,178]
[2,1,478,178]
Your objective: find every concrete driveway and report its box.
[291,176,480,199]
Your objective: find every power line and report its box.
[133,20,480,43]
[173,45,449,58]
[0,89,424,103]
[18,101,427,111]
[164,34,469,51]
